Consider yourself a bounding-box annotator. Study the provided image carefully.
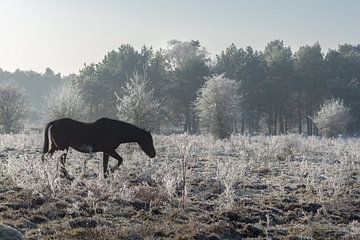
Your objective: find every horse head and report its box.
[139,130,156,158]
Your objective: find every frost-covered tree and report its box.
[115,71,160,130]
[165,39,210,133]
[0,84,28,133]
[194,74,240,139]
[313,98,352,137]
[44,83,89,121]
[166,39,208,69]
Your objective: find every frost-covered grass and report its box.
[0,133,359,239]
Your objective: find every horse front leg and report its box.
[82,152,94,177]
[103,153,109,178]
[107,150,123,173]
[59,148,73,180]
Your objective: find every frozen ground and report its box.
[0,133,359,239]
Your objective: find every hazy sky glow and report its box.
[0,0,359,75]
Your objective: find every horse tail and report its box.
[42,121,53,155]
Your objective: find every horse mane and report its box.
[96,118,147,135]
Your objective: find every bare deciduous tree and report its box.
[0,84,28,133]
[44,83,89,121]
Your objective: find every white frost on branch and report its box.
[115,71,160,130]
[194,74,240,139]
[0,84,28,133]
[44,83,89,121]
[313,98,352,137]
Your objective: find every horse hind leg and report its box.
[59,148,74,181]
[42,144,57,161]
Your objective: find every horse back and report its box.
[49,118,120,152]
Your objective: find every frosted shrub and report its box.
[4,147,136,200]
[160,162,178,201]
[313,98,352,138]
[216,157,247,209]
[348,221,360,238]
[6,151,66,196]
[153,151,179,202]
[173,134,198,208]
[44,83,89,121]
[194,74,240,139]
[0,133,41,150]
[115,71,160,131]
[0,84,28,133]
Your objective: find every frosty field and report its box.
[0,133,359,239]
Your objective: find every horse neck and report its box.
[117,123,143,144]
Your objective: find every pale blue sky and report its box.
[0,0,359,75]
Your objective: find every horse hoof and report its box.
[59,172,75,181]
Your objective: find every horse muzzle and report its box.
[149,150,156,158]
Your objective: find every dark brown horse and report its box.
[42,118,156,178]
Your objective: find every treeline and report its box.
[0,68,67,112]
[1,39,359,135]
[74,39,360,135]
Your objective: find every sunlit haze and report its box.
[0,0,359,75]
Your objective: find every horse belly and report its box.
[70,141,100,153]
[68,128,112,153]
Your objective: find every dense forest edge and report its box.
[1,39,360,136]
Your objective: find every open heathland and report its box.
[0,133,359,239]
